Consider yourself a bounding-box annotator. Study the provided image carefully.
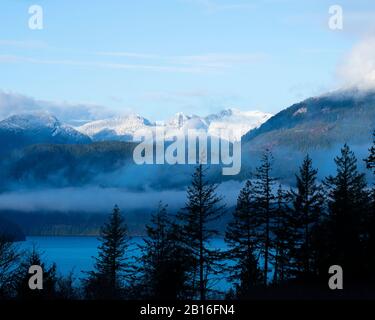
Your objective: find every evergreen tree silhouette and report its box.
[56,271,78,300]
[139,202,190,299]
[273,185,295,284]
[177,165,226,300]
[324,144,369,283]
[291,155,323,279]
[365,131,375,174]
[14,246,58,300]
[253,150,276,286]
[225,180,262,297]
[84,205,132,299]
[364,132,375,281]
[0,236,20,299]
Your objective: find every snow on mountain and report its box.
[76,114,154,141]
[206,108,273,141]
[76,109,272,142]
[161,109,272,141]
[0,112,60,131]
[0,112,91,151]
[160,113,209,140]
[165,112,193,129]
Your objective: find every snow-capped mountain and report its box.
[0,112,91,152]
[165,112,194,129]
[205,108,273,141]
[76,114,154,141]
[76,109,272,142]
[161,113,209,140]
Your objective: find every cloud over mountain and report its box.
[0,91,114,126]
[76,108,272,142]
[337,37,375,90]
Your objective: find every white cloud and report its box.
[0,50,265,74]
[0,37,265,74]
[337,37,375,90]
[96,51,265,71]
[0,54,206,74]
[175,53,266,68]
[0,91,114,125]
[0,39,48,49]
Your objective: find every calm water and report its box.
[20,236,227,277]
[20,236,101,275]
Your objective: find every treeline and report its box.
[1,135,375,300]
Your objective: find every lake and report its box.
[20,236,102,275]
[20,236,228,278]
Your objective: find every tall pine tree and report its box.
[291,155,323,279]
[324,144,369,282]
[0,237,20,299]
[84,205,132,299]
[365,131,375,173]
[139,202,190,299]
[14,247,58,300]
[364,131,375,281]
[178,165,226,300]
[253,150,276,286]
[273,185,295,285]
[225,180,262,297]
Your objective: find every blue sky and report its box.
[1,0,375,121]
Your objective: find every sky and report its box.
[1,0,375,122]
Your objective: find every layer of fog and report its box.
[0,181,244,213]
[0,141,371,214]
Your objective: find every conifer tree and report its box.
[253,150,276,286]
[0,237,20,299]
[84,205,132,299]
[178,165,226,300]
[225,180,262,297]
[324,144,369,282]
[139,202,190,299]
[56,271,78,300]
[365,131,375,174]
[364,131,375,280]
[291,155,323,278]
[363,187,375,282]
[273,185,295,284]
[15,247,58,300]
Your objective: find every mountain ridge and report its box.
[0,89,373,190]
[0,112,91,154]
[76,108,272,142]
[242,88,375,151]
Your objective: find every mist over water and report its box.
[0,142,372,214]
[0,181,243,213]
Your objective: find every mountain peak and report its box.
[242,88,375,149]
[76,113,153,140]
[0,112,60,131]
[75,108,272,142]
[0,113,91,152]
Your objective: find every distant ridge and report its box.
[76,108,272,142]
[242,88,375,151]
[0,112,91,154]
